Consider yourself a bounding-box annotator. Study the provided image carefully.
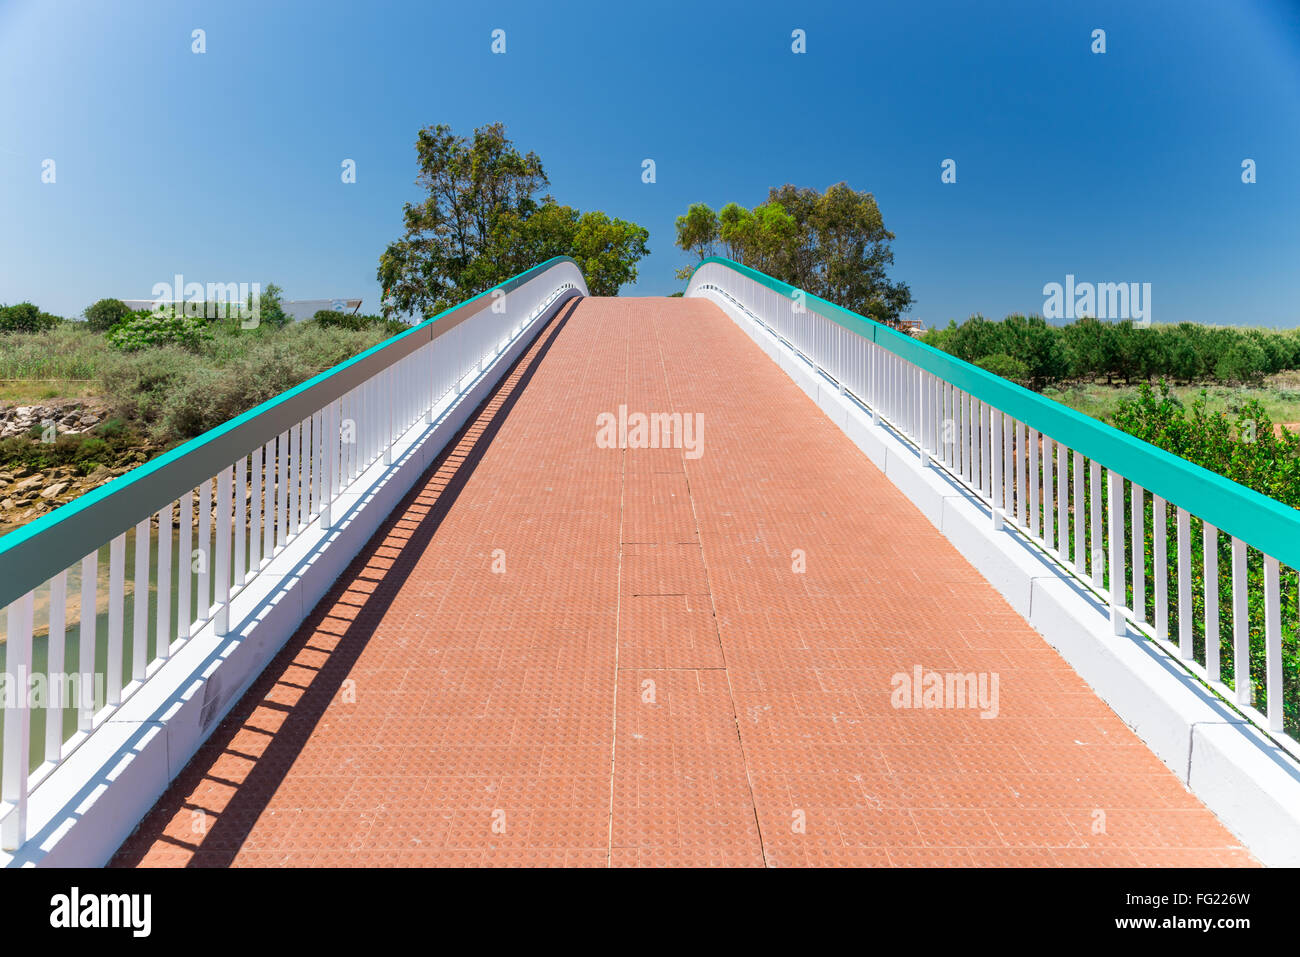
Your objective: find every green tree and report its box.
[676,183,912,326]
[378,123,649,316]
[997,314,1068,391]
[808,183,911,324]
[0,302,60,333]
[253,283,289,329]
[716,202,749,262]
[83,298,132,332]
[975,353,1031,387]
[569,210,651,296]
[1215,337,1269,384]
[1063,317,1118,382]
[1161,323,1208,382]
[674,203,720,279]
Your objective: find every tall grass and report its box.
[0,325,105,379]
[0,320,403,447]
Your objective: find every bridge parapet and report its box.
[687,257,1300,864]
[0,258,587,860]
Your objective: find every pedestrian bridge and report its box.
[2,258,1297,867]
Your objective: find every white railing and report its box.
[688,258,1300,757]
[0,257,586,852]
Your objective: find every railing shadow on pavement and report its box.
[109,298,581,867]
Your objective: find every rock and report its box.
[1,498,14,510]
[40,481,70,499]
[11,474,44,495]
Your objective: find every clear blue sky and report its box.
[2,0,1298,327]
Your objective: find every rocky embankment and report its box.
[0,402,105,439]
[0,402,153,533]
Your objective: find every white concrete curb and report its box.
[702,289,1300,868]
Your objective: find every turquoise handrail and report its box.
[688,256,1300,571]
[0,257,583,607]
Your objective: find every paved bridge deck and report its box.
[112,296,1253,867]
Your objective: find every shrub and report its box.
[1215,338,1269,385]
[95,417,129,440]
[95,322,397,445]
[313,309,366,330]
[106,310,212,352]
[0,425,138,475]
[83,298,133,332]
[975,353,1030,386]
[0,302,60,333]
[252,283,289,329]
[1112,382,1300,733]
[96,346,201,429]
[312,310,407,335]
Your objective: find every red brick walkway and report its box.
[112,296,1254,867]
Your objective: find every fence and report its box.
[0,257,587,851]
[687,256,1299,752]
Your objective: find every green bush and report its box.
[0,424,138,475]
[312,309,366,330]
[252,283,289,330]
[1108,381,1300,734]
[0,302,60,333]
[105,310,212,352]
[94,322,398,445]
[312,310,407,335]
[926,314,1300,390]
[83,298,132,332]
[975,353,1030,386]
[1215,338,1269,385]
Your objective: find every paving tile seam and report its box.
[651,316,771,868]
[605,315,631,868]
[109,296,1254,868]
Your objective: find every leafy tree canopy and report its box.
[378,123,649,317]
[0,302,60,333]
[83,298,132,332]
[675,184,913,326]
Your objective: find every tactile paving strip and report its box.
[112,296,1254,868]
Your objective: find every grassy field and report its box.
[1044,371,1300,431]
[0,320,403,449]
[0,318,408,535]
[0,380,100,404]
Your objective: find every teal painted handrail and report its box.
[0,257,584,607]
[688,256,1300,571]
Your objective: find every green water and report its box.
[1,521,247,774]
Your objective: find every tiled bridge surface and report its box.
[112,297,1254,867]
